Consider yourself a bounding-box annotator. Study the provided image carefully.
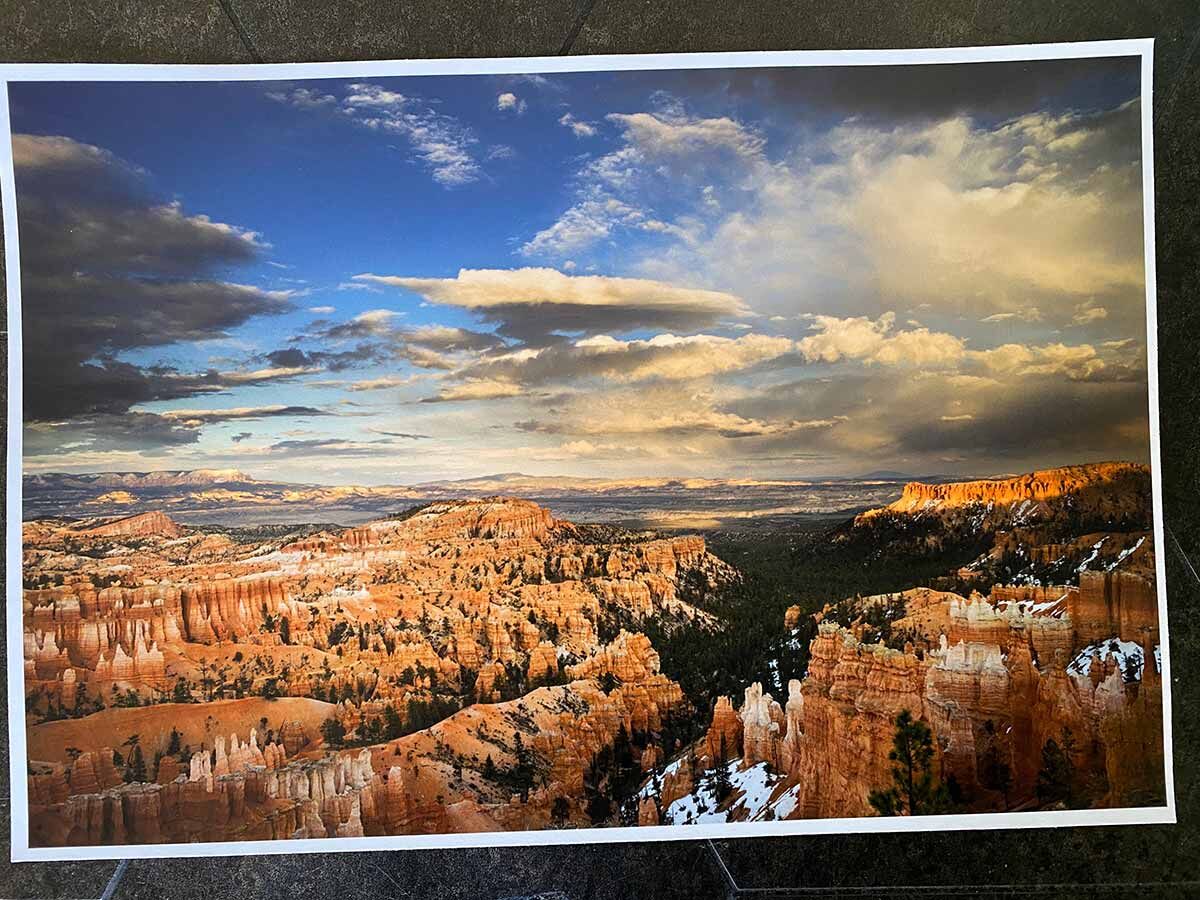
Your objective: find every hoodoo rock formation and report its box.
[653,461,1164,825]
[21,460,1165,843]
[22,498,732,846]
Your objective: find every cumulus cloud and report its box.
[968,342,1110,381]
[354,268,747,342]
[605,110,765,161]
[638,99,1146,329]
[797,313,966,368]
[496,92,526,114]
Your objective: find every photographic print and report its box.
[2,43,1172,860]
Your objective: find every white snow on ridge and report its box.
[1075,538,1109,573]
[1067,636,1159,680]
[656,760,787,826]
[1107,536,1146,571]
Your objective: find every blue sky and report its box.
[10,59,1151,484]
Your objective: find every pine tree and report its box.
[868,710,953,816]
[483,754,498,780]
[125,745,147,783]
[551,796,570,827]
[1036,727,1078,807]
[383,704,403,740]
[705,735,735,804]
[980,720,1013,809]
[320,716,346,748]
[512,732,536,801]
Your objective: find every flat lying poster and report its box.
[1,41,1173,862]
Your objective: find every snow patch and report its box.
[1067,636,1159,680]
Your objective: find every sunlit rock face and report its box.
[861,462,1149,520]
[682,463,1163,824]
[22,499,733,846]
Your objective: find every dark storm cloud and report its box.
[294,318,505,370]
[722,56,1140,123]
[13,134,290,426]
[891,378,1150,459]
[727,367,1150,467]
[470,303,733,346]
[23,412,202,457]
[264,344,384,371]
[264,347,314,369]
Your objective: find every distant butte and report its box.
[76,509,184,539]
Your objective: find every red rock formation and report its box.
[705,696,743,762]
[771,590,1164,820]
[863,462,1148,518]
[78,510,183,539]
[1071,570,1159,646]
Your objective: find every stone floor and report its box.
[1,1,1198,897]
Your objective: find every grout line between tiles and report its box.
[213,0,264,63]
[558,0,600,55]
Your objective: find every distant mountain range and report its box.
[22,467,922,530]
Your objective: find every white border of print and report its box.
[0,39,1174,863]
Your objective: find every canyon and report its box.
[650,462,1165,825]
[19,461,1167,847]
[23,497,731,845]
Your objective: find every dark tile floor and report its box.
[1,1,1198,897]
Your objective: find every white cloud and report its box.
[969,341,1107,381]
[353,268,748,337]
[797,312,966,368]
[307,305,336,314]
[1072,299,1109,325]
[637,101,1145,325]
[982,307,1042,323]
[569,332,794,381]
[606,111,765,161]
[347,375,421,391]
[497,92,527,114]
[422,378,523,403]
[265,88,336,110]
[523,106,764,259]
[275,82,483,187]
[558,112,597,138]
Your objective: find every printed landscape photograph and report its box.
[4,47,1171,857]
